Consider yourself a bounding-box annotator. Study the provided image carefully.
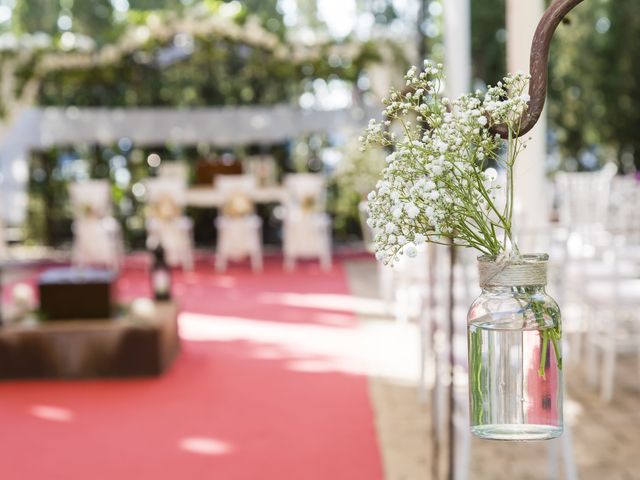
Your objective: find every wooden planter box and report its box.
[0,302,179,379]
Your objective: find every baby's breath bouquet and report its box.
[362,61,530,262]
[363,62,564,441]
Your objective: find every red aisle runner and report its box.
[0,259,383,480]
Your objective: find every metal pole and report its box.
[447,244,456,480]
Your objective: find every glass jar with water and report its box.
[468,254,562,441]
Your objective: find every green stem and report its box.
[538,331,549,378]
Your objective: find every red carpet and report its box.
[0,258,383,480]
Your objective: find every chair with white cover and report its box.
[214,174,263,272]
[282,173,332,270]
[145,178,194,270]
[69,180,124,270]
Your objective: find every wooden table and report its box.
[0,302,179,379]
[185,186,286,208]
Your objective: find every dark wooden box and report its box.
[38,267,115,320]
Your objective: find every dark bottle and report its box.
[151,245,171,301]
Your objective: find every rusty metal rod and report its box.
[491,0,585,138]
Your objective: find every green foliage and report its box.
[26,149,73,245]
[34,36,377,108]
[233,0,285,36]
[71,0,116,44]
[13,0,59,35]
[130,0,185,9]
[549,0,640,168]
[471,0,506,86]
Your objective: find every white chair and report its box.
[282,173,332,270]
[584,253,640,401]
[554,164,617,362]
[581,177,640,401]
[608,175,640,249]
[145,178,194,270]
[556,163,617,258]
[69,180,124,270]
[214,174,263,272]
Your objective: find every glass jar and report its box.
[468,254,563,441]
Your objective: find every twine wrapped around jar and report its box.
[478,254,548,288]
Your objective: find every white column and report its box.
[443,3,472,480]
[443,0,471,97]
[507,0,549,250]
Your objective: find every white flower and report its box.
[404,244,418,258]
[405,202,420,219]
[414,233,426,244]
[484,168,498,182]
[385,222,396,234]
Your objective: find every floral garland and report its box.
[0,5,383,121]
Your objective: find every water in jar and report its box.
[468,313,563,441]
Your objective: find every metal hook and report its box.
[491,0,585,139]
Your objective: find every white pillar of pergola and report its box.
[443,0,472,98]
[443,2,472,480]
[507,0,549,248]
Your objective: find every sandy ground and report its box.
[345,258,640,480]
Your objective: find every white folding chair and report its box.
[214,174,263,272]
[69,180,124,270]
